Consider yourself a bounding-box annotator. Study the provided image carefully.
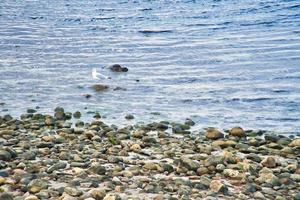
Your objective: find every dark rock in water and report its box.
[73,111,81,118]
[84,94,92,98]
[54,107,64,113]
[125,114,134,120]
[27,108,37,113]
[185,118,195,126]
[109,64,128,72]
[91,84,109,92]
[113,86,127,91]
[3,114,13,121]
[54,107,66,120]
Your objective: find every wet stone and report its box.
[205,128,224,140]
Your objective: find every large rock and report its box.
[0,193,13,200]
[223,169,240,178]
[261,157,276,168]
[91,84,109,92]
[229,127,246,137]
[89,163,106,175]
[90,188,106,200]
[180,156,200,171]
[0,149,11,161]
[211,140,237,148]
[205,128,224,140]
[289,139,300,147]
[64,187,83,197]
[109,64,128,72]
[27,179,48,193]
[210,180,228,194]
[130,144,141,153]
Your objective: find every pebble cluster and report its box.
[0,107,299,200]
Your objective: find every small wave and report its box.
[90,17,115,21]
[272,89,289,93]
[139,30,173,34]
[229,97,273,102]
[30,16,44,20]
[240,21,275,27]
[139,8,152,11]
[274,76,300,80]
[63,18,81,22]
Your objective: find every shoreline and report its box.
[0,108,299,200]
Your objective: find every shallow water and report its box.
[0,0,300,132]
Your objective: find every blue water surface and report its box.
[0,0,299,132]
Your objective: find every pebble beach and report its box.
[0,108,299,200]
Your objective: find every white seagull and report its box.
[92,68,110,80]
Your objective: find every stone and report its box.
[294,193,300,200]
[46,162,67,173]
[24,195,39,200]
[144,162,158,170]
[290,174,300,182]
[0,130,14,136]
[205,128,224,140]
[209,180,228,194]
[204,156,224,167]
[90,188,106,200]
[27,108,37,113]
[27,179,48,193]
[45,117,55,126]
[253,191,265,199]
[131,130,144,138]
[109,64,128,72]
[0,149,11,161]
[211,140,237,148]
[125,114,134,120]
[246,153,262,163]
[223,169,239,178]
[261,157,276,168]
[91,84,109,92]
[160,163,174,173]
[130,144,141,153]
[73,111,81,118]
[0,193,13,200]
[180,157,200,171]
[89,163,106,175]
[265,134,280,142]
[64,187,82,197]
[229,127,246,137]
[103,194,119,200]
[197,167,210,175]
[289,139,300,147]
[216,164,225,172]
[22,151,36,160]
